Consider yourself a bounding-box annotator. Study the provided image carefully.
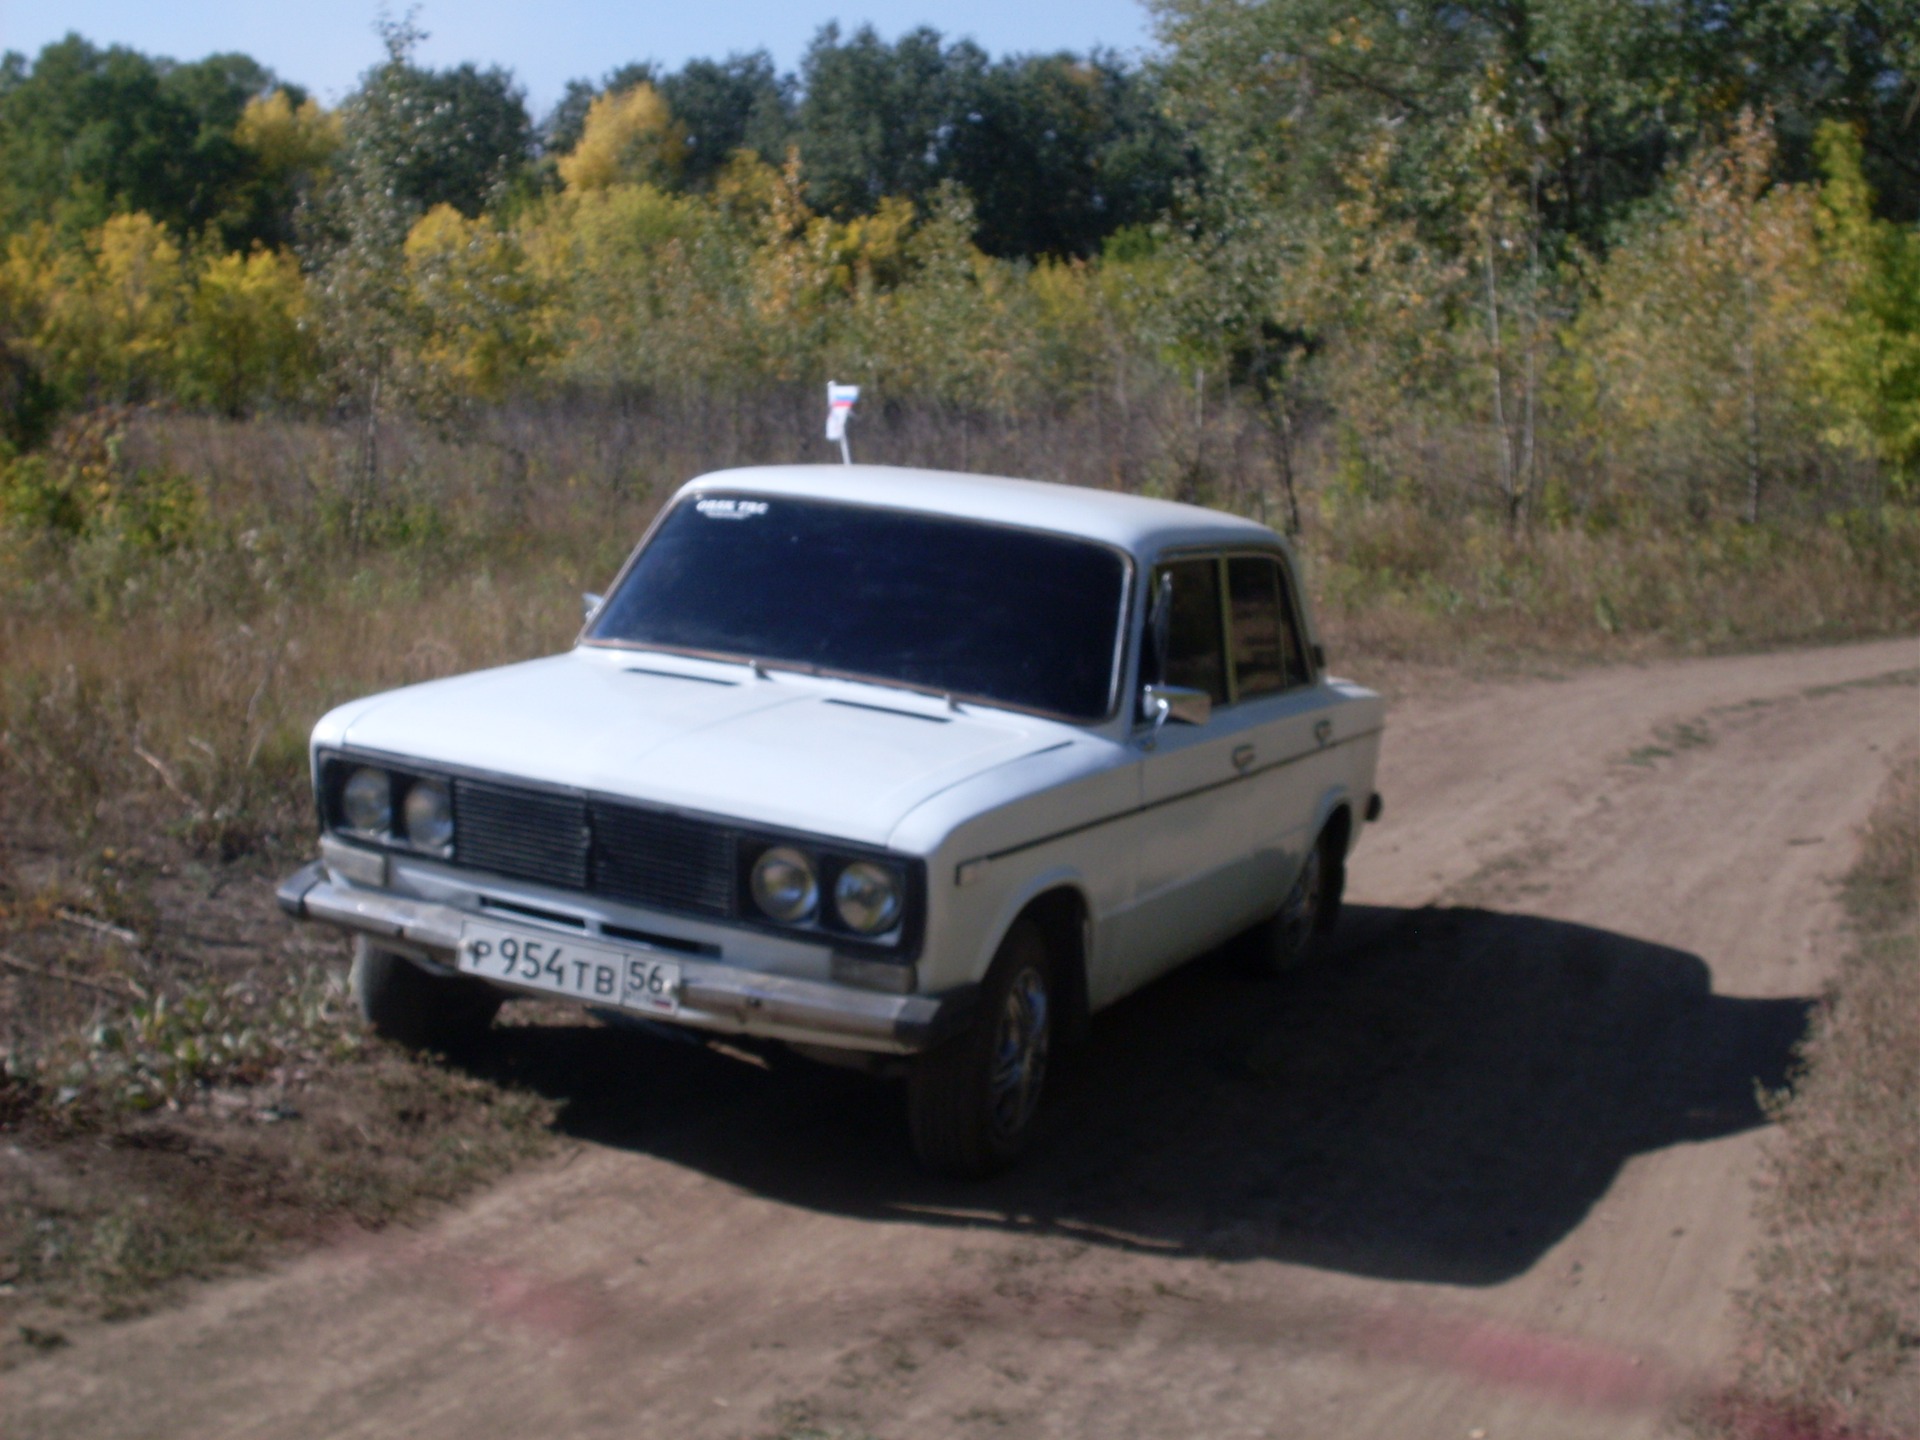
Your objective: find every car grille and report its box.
[451,778,736,919]
[591,804,735,917]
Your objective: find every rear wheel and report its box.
[1247,827,1343,976]
[351,938,502,1052]
[908,919,1053,1178]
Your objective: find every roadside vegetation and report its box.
[1,0,1916,1354]
[1709,753,1920,1439]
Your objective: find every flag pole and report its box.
[825,381,860,465]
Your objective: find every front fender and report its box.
[971,863,1089,981]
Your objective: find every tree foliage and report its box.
[0,35,289,245]
[0,13,1912,528]
[557,85,686,193]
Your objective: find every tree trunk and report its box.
[1484,232,1521,533]
[352,368,382,550]
[1739,252,1763,525]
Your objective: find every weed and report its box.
[2,966,362,1118]
[1717,753,1920,1437]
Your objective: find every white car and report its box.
[279,465,1385,1175]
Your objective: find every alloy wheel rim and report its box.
[987,966,1050,1140]
[1277,846,1322,961]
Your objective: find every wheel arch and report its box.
[972,873,1091,1050]
[1312,797,1354,932]
[1012,884,1092,1048]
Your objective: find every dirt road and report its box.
[8,637,1918,1440]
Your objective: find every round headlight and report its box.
[833,861,903,935]
[403,778,454,852]
[341,767,391,833]
[750,846,818,923]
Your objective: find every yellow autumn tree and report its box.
[4,213,187,405]
[1808,124,1920,499]
[404,205,549,402]
[556,85,686,193]
[176,246,314,414]
[518,181,711,388]
[235,89,342,180]
[1565,114,1839,523]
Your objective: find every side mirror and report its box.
[582,592,604,624]
[1142,683,1211,729]
[1312,642,1326,673]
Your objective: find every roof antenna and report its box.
[825,381,859,464]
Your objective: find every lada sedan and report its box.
[279,465,1385,1176]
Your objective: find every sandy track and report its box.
[8,637,1918,1440]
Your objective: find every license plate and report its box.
[457,921,680,1015]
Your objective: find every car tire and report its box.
[1247,826,1342,977]
[351,938,502,1052]
[907,919,1054,1179]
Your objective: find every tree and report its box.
[1810,123,1920,497]
[557,85,685,192]
[229,88,341,249]
[1566,115,1838,523]
[659,53,796,189]
[0,35,274,241]
[305,17,466,535]
[948,52,1193,259]
[796,24,988,218]
[175,244,312,414]
[334,32,531,220]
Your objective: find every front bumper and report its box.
[277,861,972,1055]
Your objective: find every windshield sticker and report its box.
[695,497,769,521]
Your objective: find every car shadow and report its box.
[453,903,1812,1287]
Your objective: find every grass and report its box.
[1,397,1917,1348]
[1710,752,1920,1438]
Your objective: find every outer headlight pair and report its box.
[748,845,904,937]
[338,765,454,856]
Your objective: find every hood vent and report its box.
[824,698,951,724]
[625,666,740,687]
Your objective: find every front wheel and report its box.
[908,919,1054,1179]
[351,938,502,1052]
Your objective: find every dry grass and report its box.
[4,402,1913,865]
[1712,753,1920,1438]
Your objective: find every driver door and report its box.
[1121,555,1276,989]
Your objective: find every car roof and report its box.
[681,464,1283,556]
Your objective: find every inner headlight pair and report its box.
[339,765,454,855]
[748,845,903,936]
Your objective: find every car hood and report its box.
[323,650,1070,847]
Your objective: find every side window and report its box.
[1154,558,1227,703]
[1275,562,1313,689]
[1228,555,1312,697]
[1227,556,1285,698]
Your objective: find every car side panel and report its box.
[893,741,1139,997]
[1119,699,1281,994]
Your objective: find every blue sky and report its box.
[0,2,1160,115]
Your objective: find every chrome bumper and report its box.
[277,861,972,1054]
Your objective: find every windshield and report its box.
[586,493,1130,721]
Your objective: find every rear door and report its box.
[1220,552,1343,915]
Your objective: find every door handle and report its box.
[1232,744,1256,772]
[1314,719,1333,746]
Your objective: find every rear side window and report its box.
[1156,558,1228,702]
[1227,555,1312,696]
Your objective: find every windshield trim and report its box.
[580,490,1139,726]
